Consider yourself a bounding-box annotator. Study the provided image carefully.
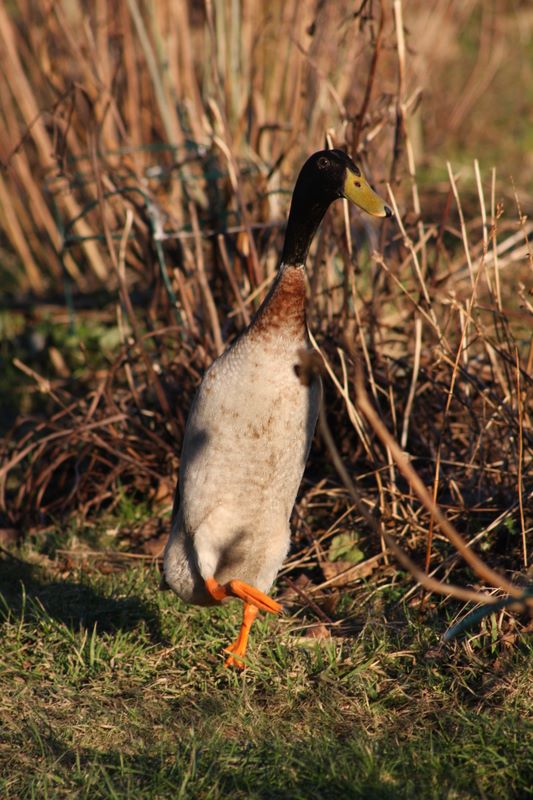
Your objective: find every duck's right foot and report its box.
[204,577,282,614]
[204,577,282,670]
[227,579,282,614]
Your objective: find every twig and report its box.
[490,167,503,311]
[354,369,522,597]
[217,234,251,327]
[0,415,127,483]
[91,144,181,442]
[400,314,422,449]
[352,0,385,153]
[514,347,528,568]
[283,576,334,625]
[189,200,224,355]
[318,400,510,605]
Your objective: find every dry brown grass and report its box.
[0,1,532,622]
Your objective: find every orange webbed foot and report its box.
[223,643,248,670]
[227,579,283,615]
[204,577,282,669]
[223,603,258,670]
[204,576,282,615]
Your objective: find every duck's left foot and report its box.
[223,603,258,670]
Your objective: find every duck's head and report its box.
[281,148,391,265]
[297,149,392,218]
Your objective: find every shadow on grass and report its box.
[11,709,533,800]
[12,728,402,800]
[0,554,166,644]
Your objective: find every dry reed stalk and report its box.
[514,347,528,568]
[217,233,251,327]
[318,397,515,606]
[474,159,492,292]
[309,330,372,462]
[400,315,422,449]
[390,1,427,460]
[424,206,493,568]
[188,200,223,355]
[0,413,127,485]
[126,0,181,146]
[120,3,143,161]
[354,372,522,597]
[490,168,503,311]
[0,2,530,619]
[93,152,181,441]
[352,0,386,154]
[386,186,439,331]
[0,5,109,281]
[0,175,43,292]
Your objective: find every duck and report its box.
[163,149,391,668]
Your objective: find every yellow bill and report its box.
[343,169,392,218]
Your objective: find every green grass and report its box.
[1,550,532,799]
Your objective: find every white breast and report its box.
[164,324,320,601]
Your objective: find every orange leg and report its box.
[204,576,282,669]
[223,603,258,669]
[205,576,228,602]
[226,579,282,614]
[204,576,282,614]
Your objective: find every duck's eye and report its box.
[317,157,329,169]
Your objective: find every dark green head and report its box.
[281,149,391,266]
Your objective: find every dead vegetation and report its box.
[0,1,532,630]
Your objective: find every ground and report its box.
[1,549,531,799]
[1,3,532,798]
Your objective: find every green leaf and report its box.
[327,532,364,564]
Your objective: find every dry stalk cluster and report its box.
[0,2,531,618]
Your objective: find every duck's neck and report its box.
[250,183,332,339]
[280,193,331,266]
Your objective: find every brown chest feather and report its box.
[251,266,306,338]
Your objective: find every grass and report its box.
[1,2,532,797]
[1,548,532,799]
